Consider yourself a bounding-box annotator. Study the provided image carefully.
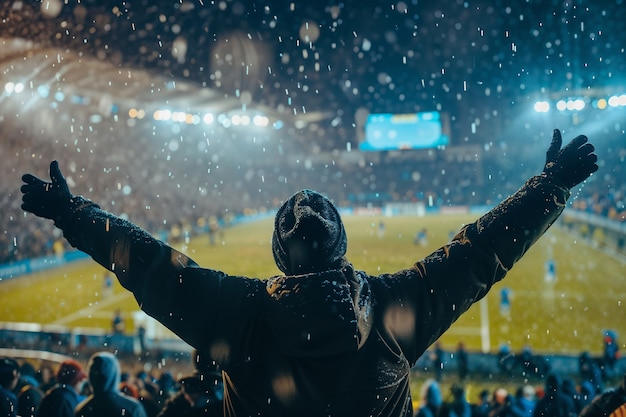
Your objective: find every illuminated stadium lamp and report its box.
[137,109,146,119]
[556,100,567,111]
[253,115,269,127]
[619,94,626,106]
[240,115,251,126]
[574,99,585,111]
[608,95,620,107]
[153,109,172,121]
[4,81,15,94]
[203,113,215,124]
[128,108,139,118]
[597,98,608,110]
[566,100,576,111]
[231,114,242,126]
[185,113,194,124]
[172,111,187,122]
[273,120,284,130]
[191,114,201,125]
[14,82,24,93]
[37,85,49,98]
[533,101,550,112]
[54,91,65,102]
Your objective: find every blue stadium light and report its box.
[37,85,50,98]
[533,101,550,112]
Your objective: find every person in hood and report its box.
[414,379,442,417]
[532,372,577,417]
[579,373,626,417]
[38,359,88,417]
[74,352,147,417]
[20,129,598,417]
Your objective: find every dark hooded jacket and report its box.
[58,175,570,417]
[75,352,147,417]
[38,383,82,417]
[532,373,577,417]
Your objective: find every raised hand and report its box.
[543,129,599,189]
[21,160,72,221]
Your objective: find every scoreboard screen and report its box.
[360,111,449,151]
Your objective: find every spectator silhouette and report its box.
[38,359,88,417]
[0,357,20,417]
[414,379,443,417]
[579,373,626,417]
[531,372,576,417]
[157,349,223,417]
[75,352,147,417]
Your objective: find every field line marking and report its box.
[51,291,133,325]
[480,297,490,353]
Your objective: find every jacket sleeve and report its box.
[57,200,265,349]
[375,175,570,363]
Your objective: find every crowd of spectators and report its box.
[0,340,624,416]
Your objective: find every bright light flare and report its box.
[534,101,550,113]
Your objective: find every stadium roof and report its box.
[0,37,289,123]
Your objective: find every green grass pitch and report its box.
[1,213,625,358]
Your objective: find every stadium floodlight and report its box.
[556,100,567,111]
[533,101,550,113]
[619,94,626,106]
[37,85,50,98]
[4,81,15,94]
[253,115,269,127]
[153,109,172,121]
[231,114,241,126]
[573,99,585,111]
[203,113,215,124]
[172,111,187,122]
[14,82,24,93]
[608,95,620,107]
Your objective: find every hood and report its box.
[424,380,443,407]
[265,262,372,357]
[545,372,562,392]
[272,189,347,275]
[87,352,121,394]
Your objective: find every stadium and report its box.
[0,0,625,414]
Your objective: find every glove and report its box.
[543,129,599,189]
[21,160,73,221]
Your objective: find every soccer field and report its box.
[1,213,624,357]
